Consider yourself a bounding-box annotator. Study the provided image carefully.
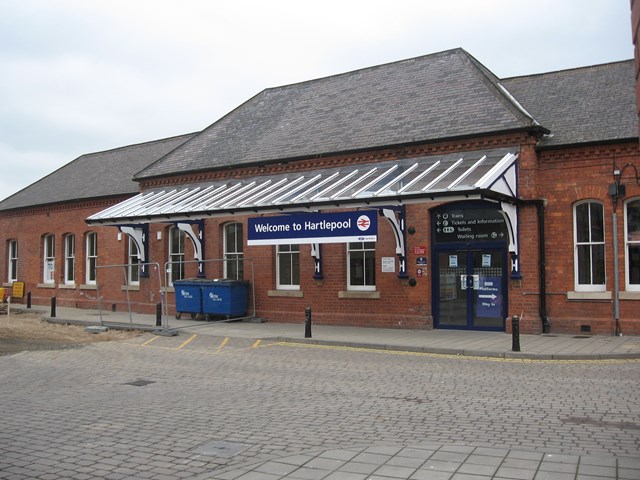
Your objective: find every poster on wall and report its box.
[381,257,395,272]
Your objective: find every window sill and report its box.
[80,284,98,290]
[121,285,140,291]
[338,290,380,299]
[567,291,611,301]
[268,290,303,298]
[58,284,77,290]
[37,283,56,289]
[620,291,640,300]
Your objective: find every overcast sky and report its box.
[0,0,634,202]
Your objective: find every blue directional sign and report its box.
[476,276,502,318]
[248,211,378,245]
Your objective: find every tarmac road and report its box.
[1,330,639,479]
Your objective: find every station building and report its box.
[1,48,639,335]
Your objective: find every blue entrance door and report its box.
[435,248,506,330]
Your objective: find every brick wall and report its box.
[537,141,640,335]
[3,132,639,334]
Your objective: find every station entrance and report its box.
[431,202,510,331]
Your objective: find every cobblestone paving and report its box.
[0,334,638,479]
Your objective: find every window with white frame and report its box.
[168,226,185,286]
[224,222,243,280]
[128,237,140,285]
[8,239,18,283]
[43,234,55,284]
[277,244,300,290]
[347,241,376,291]
[64,234,75,284]
[625,198,640,291]
[574,201,605,291]
[86,232,97,284]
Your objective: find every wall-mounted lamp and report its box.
[608,183,626,199]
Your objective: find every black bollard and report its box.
[511,315,520,352]
[304,307,312,338]
[51,296,57,318]
[27,292,31,309]
[156,302,162,327]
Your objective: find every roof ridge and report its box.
[502,58,634,82]
[79,132,198,158]
[260,48,468,93]
[457,49,541,129]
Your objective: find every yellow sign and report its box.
[12,282,25,299]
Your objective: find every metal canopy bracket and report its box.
[119,225,149,277]
[310,243,323,279]
[176,221,205,277]
[380,207,408,279]
[498,202,520,278]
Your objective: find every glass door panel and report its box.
[436,249,505,330]
[471,251,504,328]
[437,252,467,327]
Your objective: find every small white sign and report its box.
[449,255,458,268]
[381,257,395,272]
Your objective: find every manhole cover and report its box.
[192,441,252,457]
[124,379,156,387]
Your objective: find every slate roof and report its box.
[502,60,637,148]
[0,133,196,212]
[135,48,540,181]
[3,50,635,214]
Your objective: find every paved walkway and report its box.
[201,443,640,480]
[6,304,640,479]
[12,303,640,360]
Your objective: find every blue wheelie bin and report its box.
[201,279,249,319]
[173,279,205,319]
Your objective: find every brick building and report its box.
[1,49,638,335]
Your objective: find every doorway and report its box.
[435,248,506,330]
[431,202,510,331]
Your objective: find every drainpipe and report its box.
[520,199,550,334]
[536,200,550,334]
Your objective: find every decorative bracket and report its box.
[176,220,205,277]
[499,202,520,278]
[119,224,149,277]
[380,206,408,279]
[311,243,323,279]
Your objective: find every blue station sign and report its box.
[248,211,378,245]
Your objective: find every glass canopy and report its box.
[87,147,518,226]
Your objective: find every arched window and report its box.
[625,198,640,291]
[128,237,140,285]
[86,232,98,284]
[347,241,376,291]
[276,244,300,290]
[573,201,605,291]
[223,222,243,280]
[64,234,75,285]
[7,239,18,283]
[168,226,185,286]
[43,234,55,284]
